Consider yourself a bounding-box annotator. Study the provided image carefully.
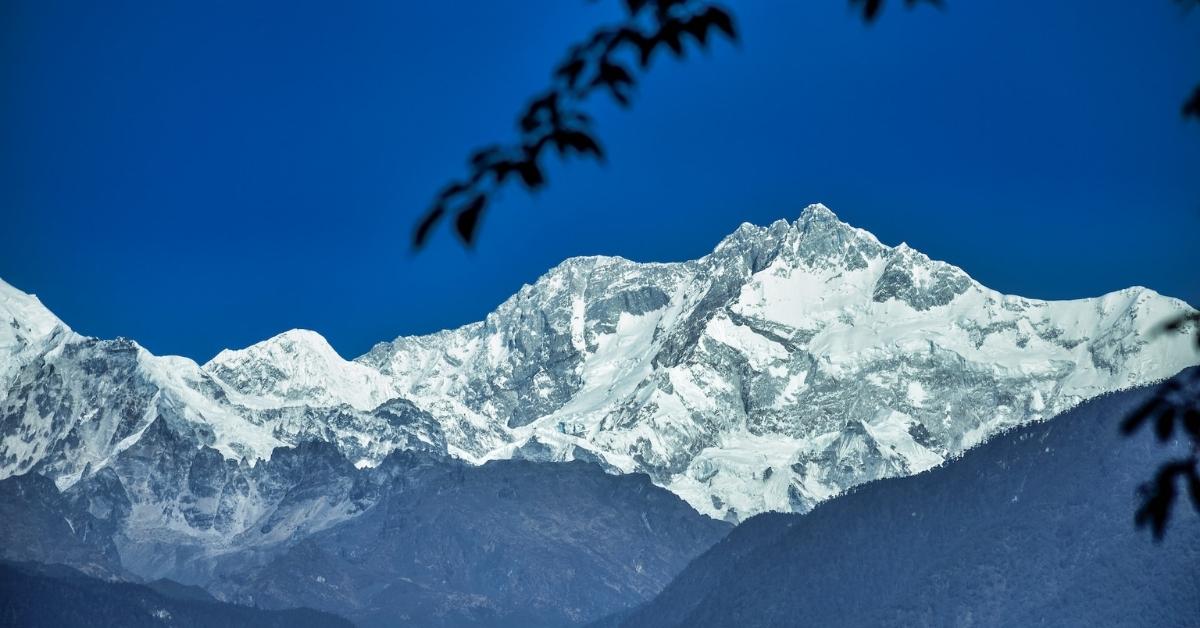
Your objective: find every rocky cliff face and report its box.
[2,204,1197,522]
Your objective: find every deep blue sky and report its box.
[3,0,1198,362]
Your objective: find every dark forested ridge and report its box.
[0,443,730,628]
[606,368,1200,628]
[210,454,733,628]
[0,561,352,628]
[0,472,126,579]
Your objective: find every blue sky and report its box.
[2,0,1198,361]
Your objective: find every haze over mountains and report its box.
[1,204,1197,626]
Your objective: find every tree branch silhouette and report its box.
[411,0,939,249]
[1121,0,1200,542]
[1122,319,1200,540]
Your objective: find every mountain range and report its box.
[2,203,1197,626]
[3,204,1195,522]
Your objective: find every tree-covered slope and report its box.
[214,455,732,628]
[0,560,352,628]
[0,434,730,628]
[611,369,1200,628]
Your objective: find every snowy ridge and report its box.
[0,278,72,400]
[0,278,66,347]
[2,204,1197,520]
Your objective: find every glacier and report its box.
[2,203,1197,522]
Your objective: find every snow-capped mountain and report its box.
[356,204,1199,519]
[0,282,440,489]
[2,204,1197,521]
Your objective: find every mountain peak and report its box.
[265,328,339,355]
[780,203,887,271]
[206,328,340,368]
[797,202,839,224]
[204,328,396,411]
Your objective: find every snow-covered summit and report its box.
[2,205,1197,520]
[206,328,396,411]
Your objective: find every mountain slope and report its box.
[1,417,730,627]
[0,472,126,579]
[608,369,1200,628]
[2,204,1197,522]
[210,455,732,628]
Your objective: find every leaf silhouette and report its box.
[682,14,711,45]
[469,146,503,168]
[624,0,650,15]
[594,60,636,106]
[551,128,604,159]
[597,60,634,88]
[1154,406,1177,441]
[1189,468,1200,513]
[659,20,686,57]
[556,57,587,90]
[1134,459,1200,541]
[858,0,883,22]
[1120,398,1162,434]
[454,195,487,246]
[1135,465,1178,541]
[1123,366,1200,539]
[614,26,657,67]
[515,159,545,189]
[436,181,468,201]
[413,204,445,248]
[1182,407,1200,439]
[702,6,737,41]
[520,92,559,133]
[854,0,942,24]
[1183,84,1200,119]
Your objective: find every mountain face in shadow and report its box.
[0,435,730,628]
[214,455,731,628]
[606,369,1200,628]
[0,560,352,628]
[0,472,126,580]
